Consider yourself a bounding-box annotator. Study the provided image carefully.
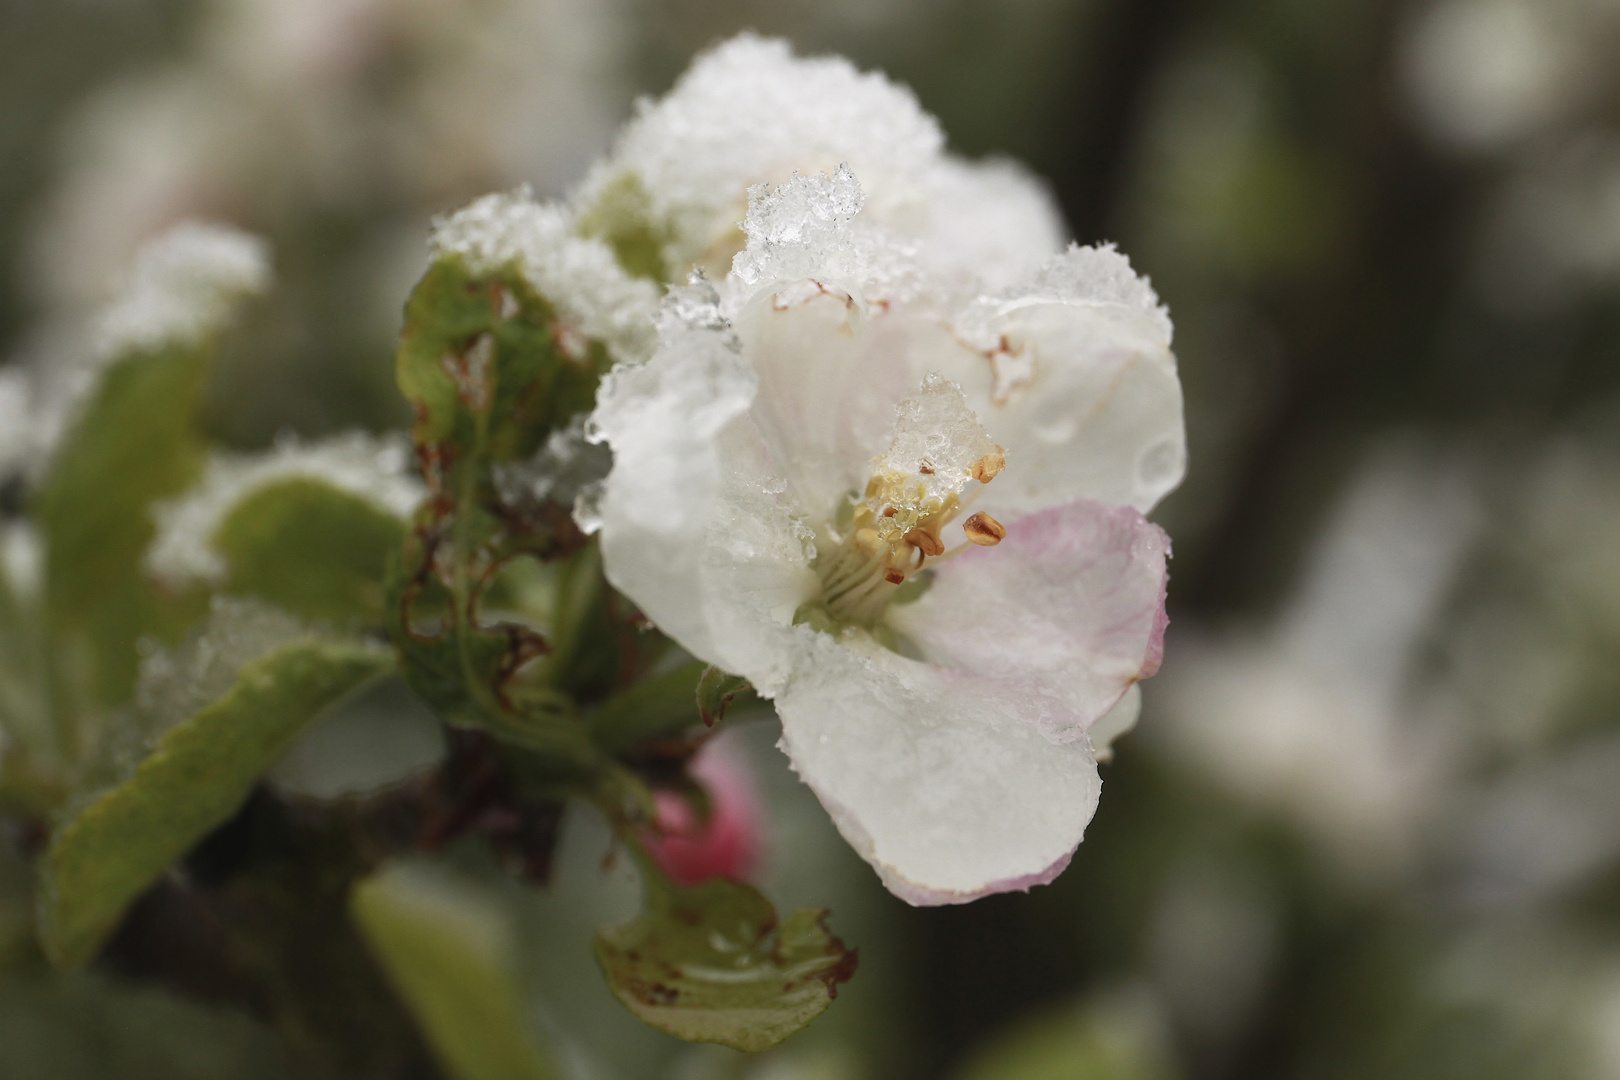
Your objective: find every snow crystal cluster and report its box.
[146,432,424,586]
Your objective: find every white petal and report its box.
[774,629,1100,905]
[939,246,1185,515]
[918,157,1068,294]
[730,288,917,518]
[1088,684,1142,764]
[591,287,817,685]
[888,499,1170,741]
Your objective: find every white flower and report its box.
[588,154,1183,904]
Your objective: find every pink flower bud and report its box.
[643,738,765,887]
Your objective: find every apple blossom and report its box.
[587,143,1182,904]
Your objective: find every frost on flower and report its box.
[588,44,1184,906]
[147,431,423,586]
[575,34,1066,293]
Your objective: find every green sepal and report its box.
[696,665,753,728]
[587,660,708,753]
[396,255,606,464]
[594,872,857,1052]
[215,477,407,626]
[38,637,395,969]
[351,865,556,1080]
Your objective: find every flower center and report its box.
[813,456,1006,625]
[798,373,1008,632]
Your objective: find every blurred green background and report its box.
[4,0,1620,1077]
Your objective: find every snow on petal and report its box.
[146,431,424,586]
[939,244,1185,515]
[430,187,660,363]
[590,278,815,679]
[577,33,943,275]
[890,499,1170,742]
[775,628,1100,905]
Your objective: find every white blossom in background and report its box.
[29,0,628,315]
[575,33,1067,293]
[1153,444,1480,879]
[586,38,1184,904]
[146,431,423,587]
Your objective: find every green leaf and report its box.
[575,171,673,283]
[396,256,606,464]
[351,864,556,1080]
[696,665,753,729]
[952,995,1176,1080]
[38,638,394,969]
[594,875,857,1052]
[215,477,407,625]
[587,660,707,753]
[35,344,212,706]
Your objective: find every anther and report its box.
[962,512,1007,546]
[883,567,907,585]
[904,529,944,557]
[971,449,1006,484]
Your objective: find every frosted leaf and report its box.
[493,413,613,510]
[146,431,424,586]
[68,597,311,809]
[430,187,660,363]
[576,33,943,270]
[95,222,270,359]
[135,597,308,736]
[870,374,1001,506]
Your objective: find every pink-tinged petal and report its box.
[774,629,1100,905]
[888,499,1169,742]
[643,737,766,887]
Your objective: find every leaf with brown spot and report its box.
[594,875,856,1052]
